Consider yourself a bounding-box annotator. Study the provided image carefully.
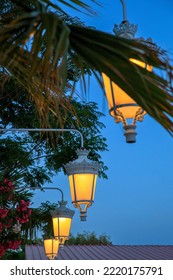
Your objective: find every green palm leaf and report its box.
[0,1,172,134]
[69,25,173,133]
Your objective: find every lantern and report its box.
[44,238,59,260]
[64,149,101,221]
[103,20,153,143]
[51,201,74,246]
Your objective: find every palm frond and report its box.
[69,25,173,134]
[0,2,172,134]
[42,0,100,15]
[7,0,100,15]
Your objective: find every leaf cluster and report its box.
[0,0,172,134]
[66,231,112,245]
[0,77,108,180]
[22,201,58,241]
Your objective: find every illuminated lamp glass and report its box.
[44,238,59,260]
[51,201,74,246]
[64,149,101,221]
[102,20,153,143]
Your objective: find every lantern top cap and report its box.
[76,148,89,157]
[113,20,138,39]
[64,148,101,175]
[50,200,75,219]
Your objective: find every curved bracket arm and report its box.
[40,187,64,202]
[22,186,65,201]
[0,128,84,148]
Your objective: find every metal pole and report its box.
[23,186,64,201]
[0,128,84,148]
[120,0,127,21]
[40,187,64,202]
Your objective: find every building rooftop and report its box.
[25,245,173,260]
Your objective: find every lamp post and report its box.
[0,127,101,220]
[102,0,154,143]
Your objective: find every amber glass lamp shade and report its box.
[102,59,152,143]
[68,173,97,219]
[102,72,140,120]
[44,238,59,260]
[102,56,152,121]
[51,201,74,246]
[105,17,155,143]
[64,149,100,221]
[52,216,72,245]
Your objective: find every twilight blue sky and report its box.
[33,0,173,245]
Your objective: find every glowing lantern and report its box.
[44,238,59,260]
[64,149,100,221]
[103,19,153,143]
[51,201,74,246]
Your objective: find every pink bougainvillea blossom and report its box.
[0,179,32,258]
[0,208,8,219]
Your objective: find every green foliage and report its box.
[0,1,172,134]
[2,249,25,260]
[66,231,112,245]
[43,99,108,178]
[36,201,58,238]
[22,201,58,242]
[0,77,108,180]
[0,135,53,188]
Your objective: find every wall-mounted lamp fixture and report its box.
[27,186,74,258]
[0,128,101,221]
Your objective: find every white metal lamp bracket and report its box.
[29,186,65,202]
[0,128,84,148]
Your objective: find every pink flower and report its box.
[0,243,5,258]
[7,240,21,250]
[0,179,32,258]
[20,200,25,204]
[8,181,13,187]
[0,208,8,219]
[21,206,27,211]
